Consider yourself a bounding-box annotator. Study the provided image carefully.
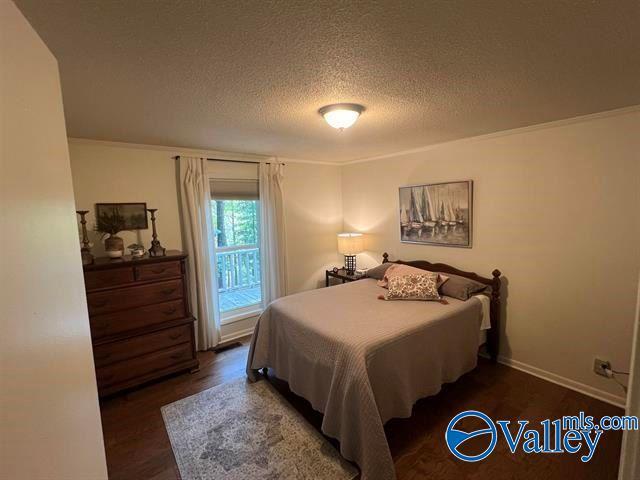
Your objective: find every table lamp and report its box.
[337,233,364,274]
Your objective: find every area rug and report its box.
[161,378,358,480]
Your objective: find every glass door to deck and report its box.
[211,197,262,323]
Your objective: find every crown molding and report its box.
[343,104,640,165]
[274,156,340,166]
[67,137,339,166]
[68,104,640,166]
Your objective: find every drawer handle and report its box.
[160,288,176,296]
[168,333,183,340]
[151,267,167,274]
[162,307,178,316]
[92,300,108,308]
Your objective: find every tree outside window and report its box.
[211,200,259,248]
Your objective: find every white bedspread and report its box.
[246,279,484,480]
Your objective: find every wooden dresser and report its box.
[83,250,199,397]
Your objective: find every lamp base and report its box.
[344,255,357,275]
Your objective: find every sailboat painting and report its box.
[399,180,473,247]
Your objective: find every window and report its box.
[210,178,262,322]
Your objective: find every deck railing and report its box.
[216,245,261,292]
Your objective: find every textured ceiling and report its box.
[15,0,640,163]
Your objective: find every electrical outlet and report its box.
[593,358,611,377]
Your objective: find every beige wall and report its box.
[69,142,184,257]
[0,2,108,478]
[342,110,640,403]
[68,141,342,295]
[284,162,343,293]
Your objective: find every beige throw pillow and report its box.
[378,263,449,290]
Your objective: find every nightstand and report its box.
[325,268,366,287]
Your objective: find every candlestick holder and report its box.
[76,210,94,265]
[146,208,166,257]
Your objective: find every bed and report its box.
[246,253,501,480]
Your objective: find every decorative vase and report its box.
[104,234,124,254]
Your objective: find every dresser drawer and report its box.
[87,279,183,316]
[85,267,134,290]
[96,343,194,388]
[93,324,192,367]
[135,261,182,281]
[89,299,185,340]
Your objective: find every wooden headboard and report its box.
[382,252,501,362]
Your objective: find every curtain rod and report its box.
[173,155,284,165]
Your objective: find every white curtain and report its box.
[259,161,288,305]
[178,156,221,350]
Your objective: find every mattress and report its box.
[246,278,485,480]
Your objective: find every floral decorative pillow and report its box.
[381,272,441,301]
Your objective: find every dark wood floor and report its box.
[100,338,623,479]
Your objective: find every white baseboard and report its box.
[497,355,626,409]
[219,326,255,344]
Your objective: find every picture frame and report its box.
[399,180,473,248]
[95,202,148,230]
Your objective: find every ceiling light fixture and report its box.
[319,103,365,130]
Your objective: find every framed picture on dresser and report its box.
[96,202,148,230]
[399,180,473,248]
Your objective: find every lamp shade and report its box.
[337,233,364,255]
